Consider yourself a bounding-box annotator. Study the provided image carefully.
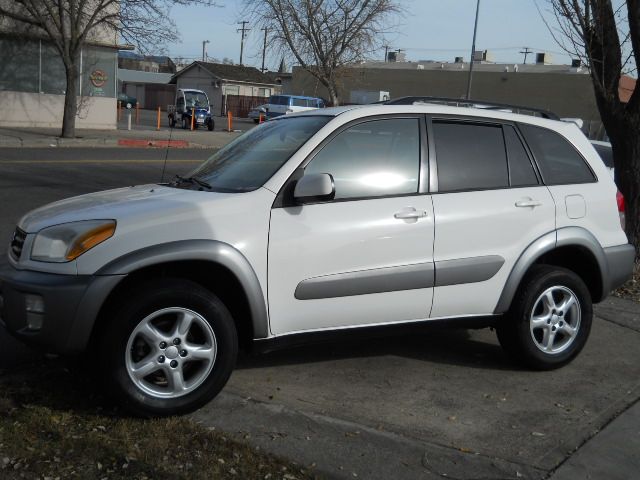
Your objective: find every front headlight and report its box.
[31,220,116,263]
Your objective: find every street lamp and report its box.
[465,0,481,100]
[202,40,210,62]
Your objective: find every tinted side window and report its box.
[433,121,508,192]
[306,118,420,200]
[292,98,307,107]
[519,124,596,184]
[504,125,538,186]
[592,143,614,168]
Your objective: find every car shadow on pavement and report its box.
[236,327,521,372]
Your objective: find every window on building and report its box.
[305,118,421,200]
[433,121,509,192]
[519,124,596,184]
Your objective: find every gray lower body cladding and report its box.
[0,263,122,354]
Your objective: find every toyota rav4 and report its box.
[0,103,635,416]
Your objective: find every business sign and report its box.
[89,69,108,88]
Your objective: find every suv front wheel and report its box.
[497,265,592,370]
[99,279,238,417]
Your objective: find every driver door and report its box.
[268,116,435,335]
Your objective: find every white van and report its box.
[264,94,326,118]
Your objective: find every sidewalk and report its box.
[189,296,640,480]
[0,124,245,149]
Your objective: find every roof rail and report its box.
[382,96,560,120]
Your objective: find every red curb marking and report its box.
[117,139,189,148]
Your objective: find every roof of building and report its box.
[118,69,173,84]
[349,60,591,74]
[172,61,279,85]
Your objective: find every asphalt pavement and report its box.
[1,145,639,480]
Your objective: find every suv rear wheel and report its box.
[497,265,592,370]
[99,279,237,417]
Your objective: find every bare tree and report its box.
[542,1,640,258]
[243,0,400,106]
[0,0,217,138]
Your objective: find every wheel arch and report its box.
[90,240,269,349]
[494,227,609,314]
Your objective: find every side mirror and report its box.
[259,107,266,113]
[294,173,335,203]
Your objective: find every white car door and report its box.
[428,119,556,318]
[268,117,435,335]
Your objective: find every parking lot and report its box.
[1,146,639,479]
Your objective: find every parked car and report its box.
[248,104,268,123]
[1,102,635,417]
[263,94,325,118]
[168,88,214,131]
[117,92,137,110]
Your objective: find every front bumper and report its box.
[0,263,123,354]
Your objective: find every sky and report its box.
[165,0,575,69]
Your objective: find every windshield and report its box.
[184,92,209,108]
[186,116,331,192]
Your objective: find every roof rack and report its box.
[382,96,560,120]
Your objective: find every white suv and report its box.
[1,104,635,416]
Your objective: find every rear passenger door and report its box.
[428,118,556,318]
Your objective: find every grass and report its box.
[0,361,320,480]
[613,262,640,303]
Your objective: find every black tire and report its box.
[99,278,237,417]
[207,118,214,131]
[182,117,188,130]
[496,265,592,370]
[253,118,260,123]
[169,116,176,128]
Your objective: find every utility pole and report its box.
[261,27,268,72]
[202,40,210,62]
[237,21,250,66]
[465,0,481,100]
[383,44,390,62]
[519,46,533,64]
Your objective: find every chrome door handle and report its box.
[515,199,542,208]
[394,209,428,219]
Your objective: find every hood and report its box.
[18,184,234,233]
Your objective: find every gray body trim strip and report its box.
[603,244,635,292]
[295,262,435,300]
[97,240,270,339]
[434,255,504,287]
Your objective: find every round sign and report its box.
[90,69,108,88]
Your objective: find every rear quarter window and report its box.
[519,124,596,185]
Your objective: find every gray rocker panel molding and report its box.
[96,240,270,338]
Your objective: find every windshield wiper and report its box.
[173,175,212,190]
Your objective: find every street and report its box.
[1,146,639,479]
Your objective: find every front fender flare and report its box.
[95,240,269,338]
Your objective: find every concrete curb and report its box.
[117,139,190,148]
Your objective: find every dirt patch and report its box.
[614,262,640,303]
[0,362,320,480]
